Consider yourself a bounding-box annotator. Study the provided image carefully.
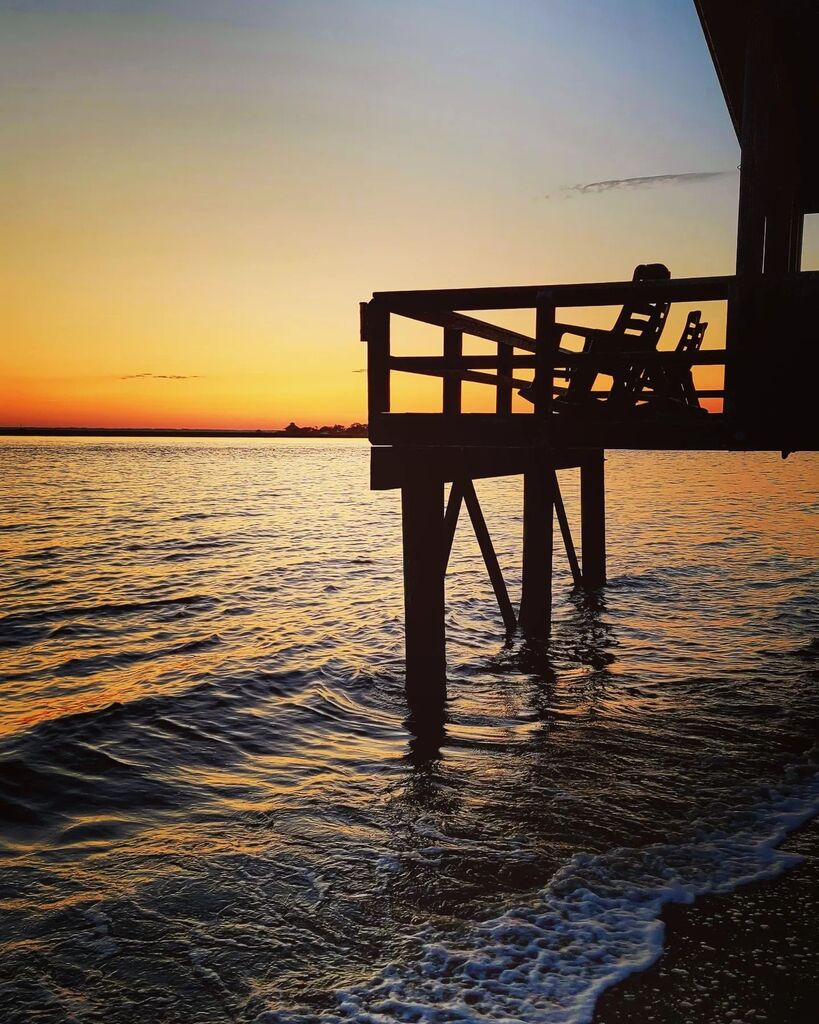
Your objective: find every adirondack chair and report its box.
[519,264,708,416]
[518,263,672,412]
[630,310,709,414]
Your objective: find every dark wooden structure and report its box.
[696,0,819,451]
[361,0,819,706]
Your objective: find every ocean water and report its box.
[0,437,817,1024]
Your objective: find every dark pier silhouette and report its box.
[360,0,818,707]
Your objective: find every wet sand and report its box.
[594,817,819,1023]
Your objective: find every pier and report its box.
[361,0,818,704]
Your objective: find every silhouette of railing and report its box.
[362,274,735,448]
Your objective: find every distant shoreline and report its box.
[0,426,367,439]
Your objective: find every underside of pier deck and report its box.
[377,443,607,706]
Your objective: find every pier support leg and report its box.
[402,477,447,706]
[581,450,606,589]
[519,462,554,636]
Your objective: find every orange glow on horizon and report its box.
[0,375,368,431]
[1,1,749,430]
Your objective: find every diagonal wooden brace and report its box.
[443,481,463,571]
[462,480,517,633]
[552,471,583,587]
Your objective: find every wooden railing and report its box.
[362,275,737,448]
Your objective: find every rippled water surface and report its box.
[0,438,817,1023]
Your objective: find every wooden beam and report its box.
[550,387,724,399]
[368,413,541,448]
[531,277,736,305]
[735,11,767,279]
[371,275,735,313]
[389,308,536,352]
[371,442,584,490]
[389,351,726,372]
[462,480,517,632]
[550,350,727,367]
[391,355,537,370]
[375,285,548,312]
[368,411,736,450]
[392,363,532,390]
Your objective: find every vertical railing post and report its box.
[364,301,390,430]
[496,341,513,415]
[402,475,447,706]
[580,450,606,589]
[443,327,463,417]
[534,290,557,420]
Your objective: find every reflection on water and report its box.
[0,439,817,1022]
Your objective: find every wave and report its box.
[793,637,819,659]
[0,667,399,841]
[48,634,224,679]
[0,594,218,649]
[261,768,819,1024]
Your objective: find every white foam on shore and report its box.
[257,768,819,1024]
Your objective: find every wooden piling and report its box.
[580,450,606,589]
[519,459,554,635]
[401,476,447,702]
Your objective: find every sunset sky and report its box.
[2,0,817,429]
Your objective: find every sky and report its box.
[1,0,801,429]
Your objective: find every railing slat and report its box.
[390,355,537,370]
[392,364,532,390]
[385,308,536,352]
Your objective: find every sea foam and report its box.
[258,768,819,1024]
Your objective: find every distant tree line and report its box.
[0,424,369,439]
[281,422,367,437]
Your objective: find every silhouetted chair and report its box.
[631,309,708,414]
[518,263,671,412]
[519,264,707,416]
[570,263,671,409]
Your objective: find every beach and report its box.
[595,817,819,1022]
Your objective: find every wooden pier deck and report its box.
[361,0,818,706]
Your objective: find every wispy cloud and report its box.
[547,170,736,200]
[119,373,200,381]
